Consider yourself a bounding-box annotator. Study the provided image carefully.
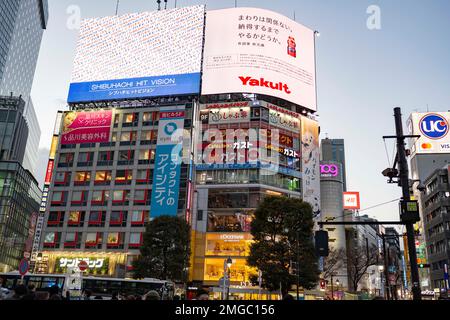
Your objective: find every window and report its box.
[112,190,129,204]
[114,114,120,126]
[129,233,143,248]
[115,170,132,184]
[123,113,138,126]
[43,232,58,247]
[54,172,70,185]
[89,211,105,226]
[110,211,127,226]
[67,211,84,226]
[138,149,155,164]
[77,152,94,166]
[118,150,134,165]
[142,112,152,123]
[51,191,66,205]
[71,191,87,205]
[94,171,112,184]
[85,232,102,248]
[131,211,145,225]
[74,171,90,185]
[58,153,74,167]
[136,169,151,184]
[141,130,152,141]
[107,232,124,248]
[91,190,109,205]
[64,232,81,248]
[98,151,113,165]
[47,211,64,227]
[120,131,137,145]
[134,190,149,204]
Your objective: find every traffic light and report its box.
[315,230,329,256]
[320,279,326,290]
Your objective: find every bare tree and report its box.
[346,244,379,292]
[322,248,347,280]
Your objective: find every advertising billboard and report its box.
[301,116,320,218]
[202,7,317,111]
[68,6,205,103]
[150,107,186,217]
[408,112,450,155]
[60,110,113,144]
[343,192,360,210]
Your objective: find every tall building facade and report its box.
[0,0,48,175]
[421,167,450,293]
[35,6,321,299]
[0,95,41,272]
[407,112,450,291]
[321,138,347,191]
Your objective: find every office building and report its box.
[35,6,321,300]
[0,0,48,175]
[0,95,41,272]
[421,166,450,293]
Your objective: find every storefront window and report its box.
[205,233,252,256]
[204,258,256,282]
[207,211,253,232]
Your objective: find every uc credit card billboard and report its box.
[408,112,450,154]
[68,6,205,103]
[202,7,317,112]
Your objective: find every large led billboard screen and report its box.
[408,112,450,155]
[68,6,205,103]
[201,7,317,111]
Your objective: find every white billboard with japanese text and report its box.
[202,7,317,111]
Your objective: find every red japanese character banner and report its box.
[60,110,113,144]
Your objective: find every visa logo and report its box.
[440,144,450,149]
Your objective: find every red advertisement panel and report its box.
[61,110,112,144]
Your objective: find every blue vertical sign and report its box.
[150,108,185,217]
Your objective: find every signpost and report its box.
[18,258,29,283]
[66,266,83,300]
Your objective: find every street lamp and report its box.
[223,257,232,300]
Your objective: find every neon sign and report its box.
[320,164,339,177]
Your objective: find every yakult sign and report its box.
[202,7,317,111]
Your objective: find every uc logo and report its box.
[419,114,449,139]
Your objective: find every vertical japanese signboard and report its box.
[150,107,185,217]
[61,110,113,145]
[301,116,320,219]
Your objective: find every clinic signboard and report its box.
[60,110,113,145]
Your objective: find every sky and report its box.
[31,0,450,223]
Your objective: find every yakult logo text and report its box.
[419,114,449,140]
[239,76,291,94]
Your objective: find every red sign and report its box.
[343,192,360,210]
[44,160,54,184]
[19,259,29,276]
[78,260,88,271]
[61,110,112,145]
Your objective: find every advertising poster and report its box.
[60,110,112,144]
[202,7,317,111]
[301,116,320,219]
[68,6,205,103]
[150,107,186,217]
[408,112,450,155]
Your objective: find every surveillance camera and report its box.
[417,183,426,192]
[382,168,398,179]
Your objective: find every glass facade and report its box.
[0,161,41,272]
[0,0,48,177]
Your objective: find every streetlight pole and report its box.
[331,274,334,300]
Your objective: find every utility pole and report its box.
[393,107,422,301]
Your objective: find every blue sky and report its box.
[31,0,450,223]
